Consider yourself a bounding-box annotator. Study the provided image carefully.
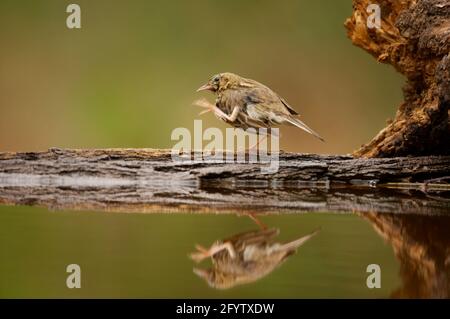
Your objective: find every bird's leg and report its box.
[193,99,239,122]
[247,213,268,230]
[189,242,236,263]
[248,134,268,151]
[225,106,240,122]
[212,106,239,123]
[249,129,281,152]
[208,242,237,258]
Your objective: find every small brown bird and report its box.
[190,227,320,289]
[195,72,324,141]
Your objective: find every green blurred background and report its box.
[0,1,407,298]
[0,206,400,298]
[0,0,403,154]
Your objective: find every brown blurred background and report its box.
[0,0,403,154]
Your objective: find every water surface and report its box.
[1,205,447,298]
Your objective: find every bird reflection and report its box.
[189,217,320,289]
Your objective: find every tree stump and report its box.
[345,0,450,157]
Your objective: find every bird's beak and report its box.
[196,83,213,92]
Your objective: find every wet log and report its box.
[0,148,449,215]
[345,0,450,157]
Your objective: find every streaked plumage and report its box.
[190,227,320,289]
[196,72,324,141]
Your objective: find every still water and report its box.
[0,205,448,298]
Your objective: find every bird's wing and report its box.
[278,96,299,115]
[244,86,297,116]
[243,87,324,141]
[224,228,280,246]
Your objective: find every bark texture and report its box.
[0,148,449,214]
[345,0,450,157]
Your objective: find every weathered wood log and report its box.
[345,0,450,157]
[0,148,449,215]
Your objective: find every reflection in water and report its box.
[189,222,320,289]
[189,212,450,296]
[363,213,450,298]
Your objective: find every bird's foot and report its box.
[193,98,215,116]
[193,98,237,122]
[189,252,208,263]
[189,244,209,263]
[189,242,236,263]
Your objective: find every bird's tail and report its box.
[285,117,325,142]
[279,228,321,251]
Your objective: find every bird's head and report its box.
[197,72,251,93]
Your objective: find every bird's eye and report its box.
[213,76,220,83]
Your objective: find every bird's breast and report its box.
[217,90,245,111]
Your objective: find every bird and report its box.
[189,227,320,289]
[195,72,324,142]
